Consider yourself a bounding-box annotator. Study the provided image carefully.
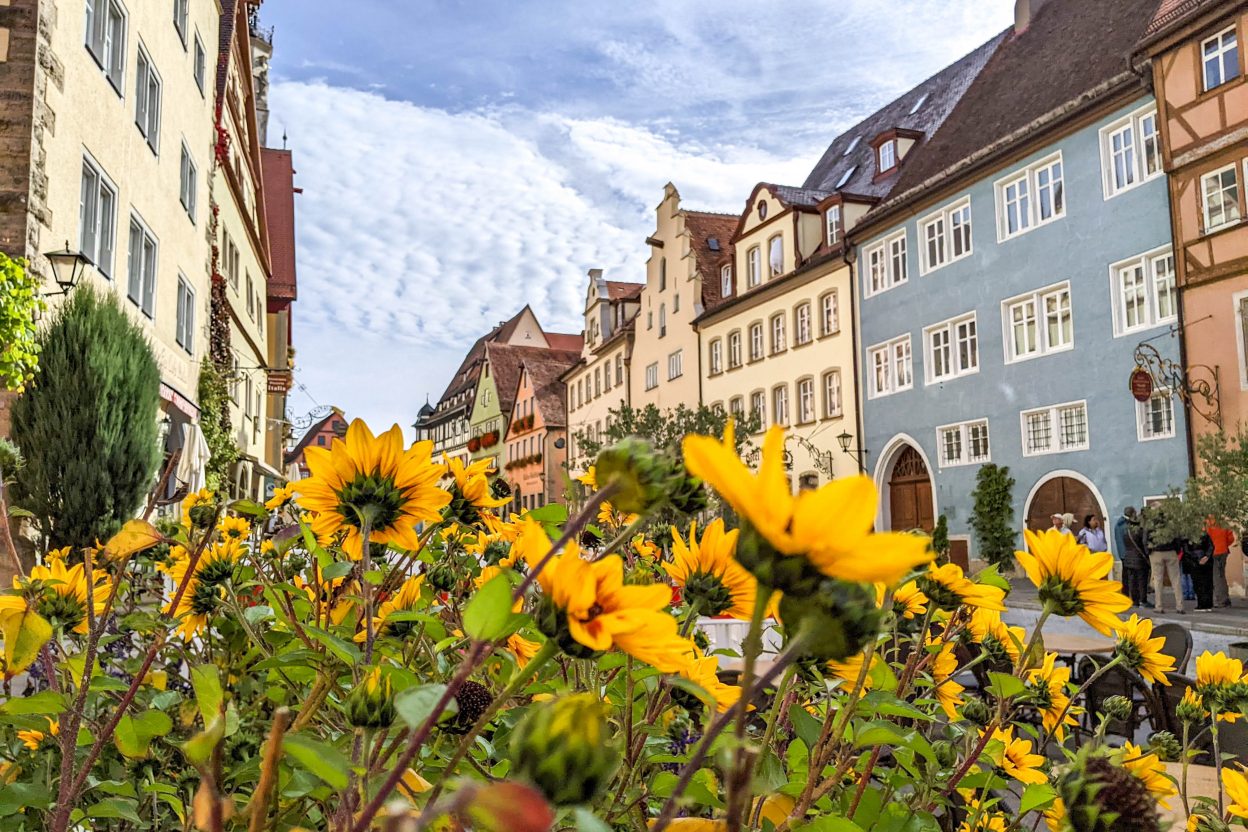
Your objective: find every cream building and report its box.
[563,269,641,472]
[695,184,861,488]
[630,185,736,411]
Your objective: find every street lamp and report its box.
[43,242,92,296]
[836,430,867,474]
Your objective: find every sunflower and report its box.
[1119,742,1175,809]
[920,563,1006,612]
[984,726,1047,784]
[597,500,639,531]
[1027,652,1079,741]
[1044,798,1067,832]
[17,718,57,751]
[958,800,1009,832]
[577,467,597,490]
[443,456,510,525]
[1114,615,1175,685]
[1224,766,1248,820]
[293,567,356,627]
[682,424,933,587]
[159,541,243,640]
[181,488,215,528]
[265,483,296,511]
[827,650,883,696]
[930,638,964,720]
[359,575,426,640]
[632,536,661,562]
[665,520,764,620]
[968,608,1025,666]
[1195,650,1247,719]
[296,420,450,559]
[217,516,250,541]
[506,632,543,667]
[464,531,511,566]
[45,547,71,563]
[877,580,928,620]
[679,650,744,713]
[21,558,111,635]
[1015,529,1130,636]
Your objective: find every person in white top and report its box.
[1050,513,1071,535]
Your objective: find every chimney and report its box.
[1014,0,1049,34]
[587,268,603,281]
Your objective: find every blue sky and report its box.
[261,1,1014,433]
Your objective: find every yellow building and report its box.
[563,269,641,471]
[630,185,736,412]
[695,184,861,487]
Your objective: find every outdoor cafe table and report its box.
[1161,762,1222,826]
[1041,634,1115,676]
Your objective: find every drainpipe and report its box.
[840,241,865,477]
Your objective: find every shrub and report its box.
[969,463,1016,567]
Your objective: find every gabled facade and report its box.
[853,0,1188,568]
[563,270,642,471]
[285,407,347,480]
[629,185,735,411]
[502,352,579,511]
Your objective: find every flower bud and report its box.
[1175,691,1206,725]
[1100,695,1133,723]
[1146,731,1181,763]
[427,562,458,593]
[345,668,396,729]
[932,739,958,769]
[510,693,621,806]
[959,697,993,727]
[594,439,668,515]
[482,540,511,566]
[666,470,707,516]
[779,579,880,662]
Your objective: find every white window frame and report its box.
[708,339,722,375]
[820,290,839,336]
[749,322,764,362]
[863,229,908,297]
[826,205,841,246]
[878,140,897,172]
[728,330,742,368]
[79,154,117,278]
[770,313,786,354]
[919,196,973,275]
[179,141,197,222]
[1202,25,1240,92]
[866,334,913,399]
[85,0,127,94]
[822,369,843,419]
[193,33,206,94]
[794,302,812,345]
[729,396,745,421]
[667,349,683,381]
[750,390,766,429]
[796,377,815,424]
[923,312,979,384]
[173,0,188,45]
[720,264,732,298]
[1001,281,1074,364]
[134,44,162,154]
[1234,290,1248,391]
[1020,400,1089,457]
[126,213,158,318]
[772,384,790,427]
[175,273,194,353]
[1136,389,1176,442]
[995,152,1065,241]
[747,246,762,288]
[1201,164,1241,233]
[1109,246,1177,336]
[937,419,991,467]
[768,234,784,278]
[1099,105,1163,198]
[644,363,658,391]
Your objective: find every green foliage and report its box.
[196,360,238,491]
[572,403,760,461]
[931,514,950,564]
[0,252,45,391]
[1160,430,1248,541]
[10,287,161,551]
[969,463,1016,567]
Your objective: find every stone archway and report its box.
[887,445,935,533]
[1024,472,1107,533]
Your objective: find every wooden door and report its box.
[888,446,934,532]
[1025,476,1099,532]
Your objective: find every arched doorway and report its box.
[1024,473,1105,533]
[888,445,935,532]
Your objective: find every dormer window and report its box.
[720,264,732,297]
[878,140,897,173]
[826,205,841,246]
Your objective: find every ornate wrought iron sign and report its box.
[1132,341,1221,427]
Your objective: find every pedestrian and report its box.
[1206,516,1236,608]
[1062,513,1077,536]
[1077,514,1108,553]
[1119,508,1149,607]
[1183,531,1215,612]
[1145,507,1185,614]
[1050,513,1070,535]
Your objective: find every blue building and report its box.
[845,0,1189,564]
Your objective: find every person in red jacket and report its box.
[1206,517,1236,608]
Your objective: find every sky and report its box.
[260,0,1015,434]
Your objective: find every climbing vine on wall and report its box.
[0,253,46,392]
[197,360,238,491]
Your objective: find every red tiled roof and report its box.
[260,148,297,302]
[1144,0,1206,36]
[546,332,584,352]
[685,211,737,311]
[606,281,643,301]
[516,351,580,429]
[487,344,579,422]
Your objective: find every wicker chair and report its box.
[1151,622,1193,675]
[1077,657,1160,738]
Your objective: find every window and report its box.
[729,396,745,421]
[843,137,860,156]
[126,215,157,318]
[1101,106,1163,197]
[1111,248,1176,335]
[79,156,117,277]
[794,302,812,345]
[85,0,126,92]
[822,370,842,418]
[826,205,841,246]
[644,363,658,390]
[919,198,972,273]
[193,34,206,93]
[659,303,666,337]
[772,385,790,427]
[750,391,766,428]
[768,235,783,278]
[658,257,666,291]
[836,166,857,189]
[720,264,732,297]
[867,335,912,398]
[924,313,978,383]
[667,350,683,380]
[728,330,742,368]
[749,323,764,361]
[770,313,786,353]
[1137,390,1175,441]
[134,47,162,153]
[179,144,197,221]
[1021,401,1089,455]
[797,378,815,424]
[747,246,761,288]
[878,140,896,172]
[1202,26,1240,91]
[708,339,722,374]
[864,230,907,295]
[594,368,601,397]
[673,292,679,313]
[1003,282,1073,363]
[1202,165,1241,232]
[938,420,991,467]
[245,272,255,319]
[615,355,624,386]
[175,275,194,353]
[996,153,1064,240]
[173,0,188,44]
[603,363,612,391]
[819,291,839,337]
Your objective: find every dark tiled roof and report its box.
[770,185,834,208]
[260,148,297,302]
[879,0,1163,207]
[520,352,580,429]
[486,344,579,423]
[433,307,532,406]
[685,211,738,312]
[606,281,643,301]
[802,32,1006,199]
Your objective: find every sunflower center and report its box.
[335,471,406,531]
[482,541,511,565]
[190,581,222,616]
[917,576,963,612]
[198,557,236,587]
[685,571,733,617]
[1115,637,1143,671]
[38,591,86,631]
[1038,576,1085,616]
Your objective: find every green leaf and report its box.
[89,674,130,692]
[183,715,224,767]
[463,572,521,641]
[1020,782,1057,815]
[795,818,865,832]
[283,733,350,790]
[974,563,1012,594]
[854,721,909,749]
[230,499,269,518]
[1,607,52,675]
[395,684,455,729]
[986,671,1025,701]
[862,690,931,721]
[243,604,274,626]
[0,690,65,715]
[304,625,362,665]
[91,781,138,798]
[574,807,613,832]
[788,703,822,748]
[0,782,53,817]
[191,664,223,725]
[320,560,354,580]
[115,710,173,758]
[85,797,141,822]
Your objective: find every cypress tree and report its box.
[11,287,161,551]
[969,463,1016,568]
